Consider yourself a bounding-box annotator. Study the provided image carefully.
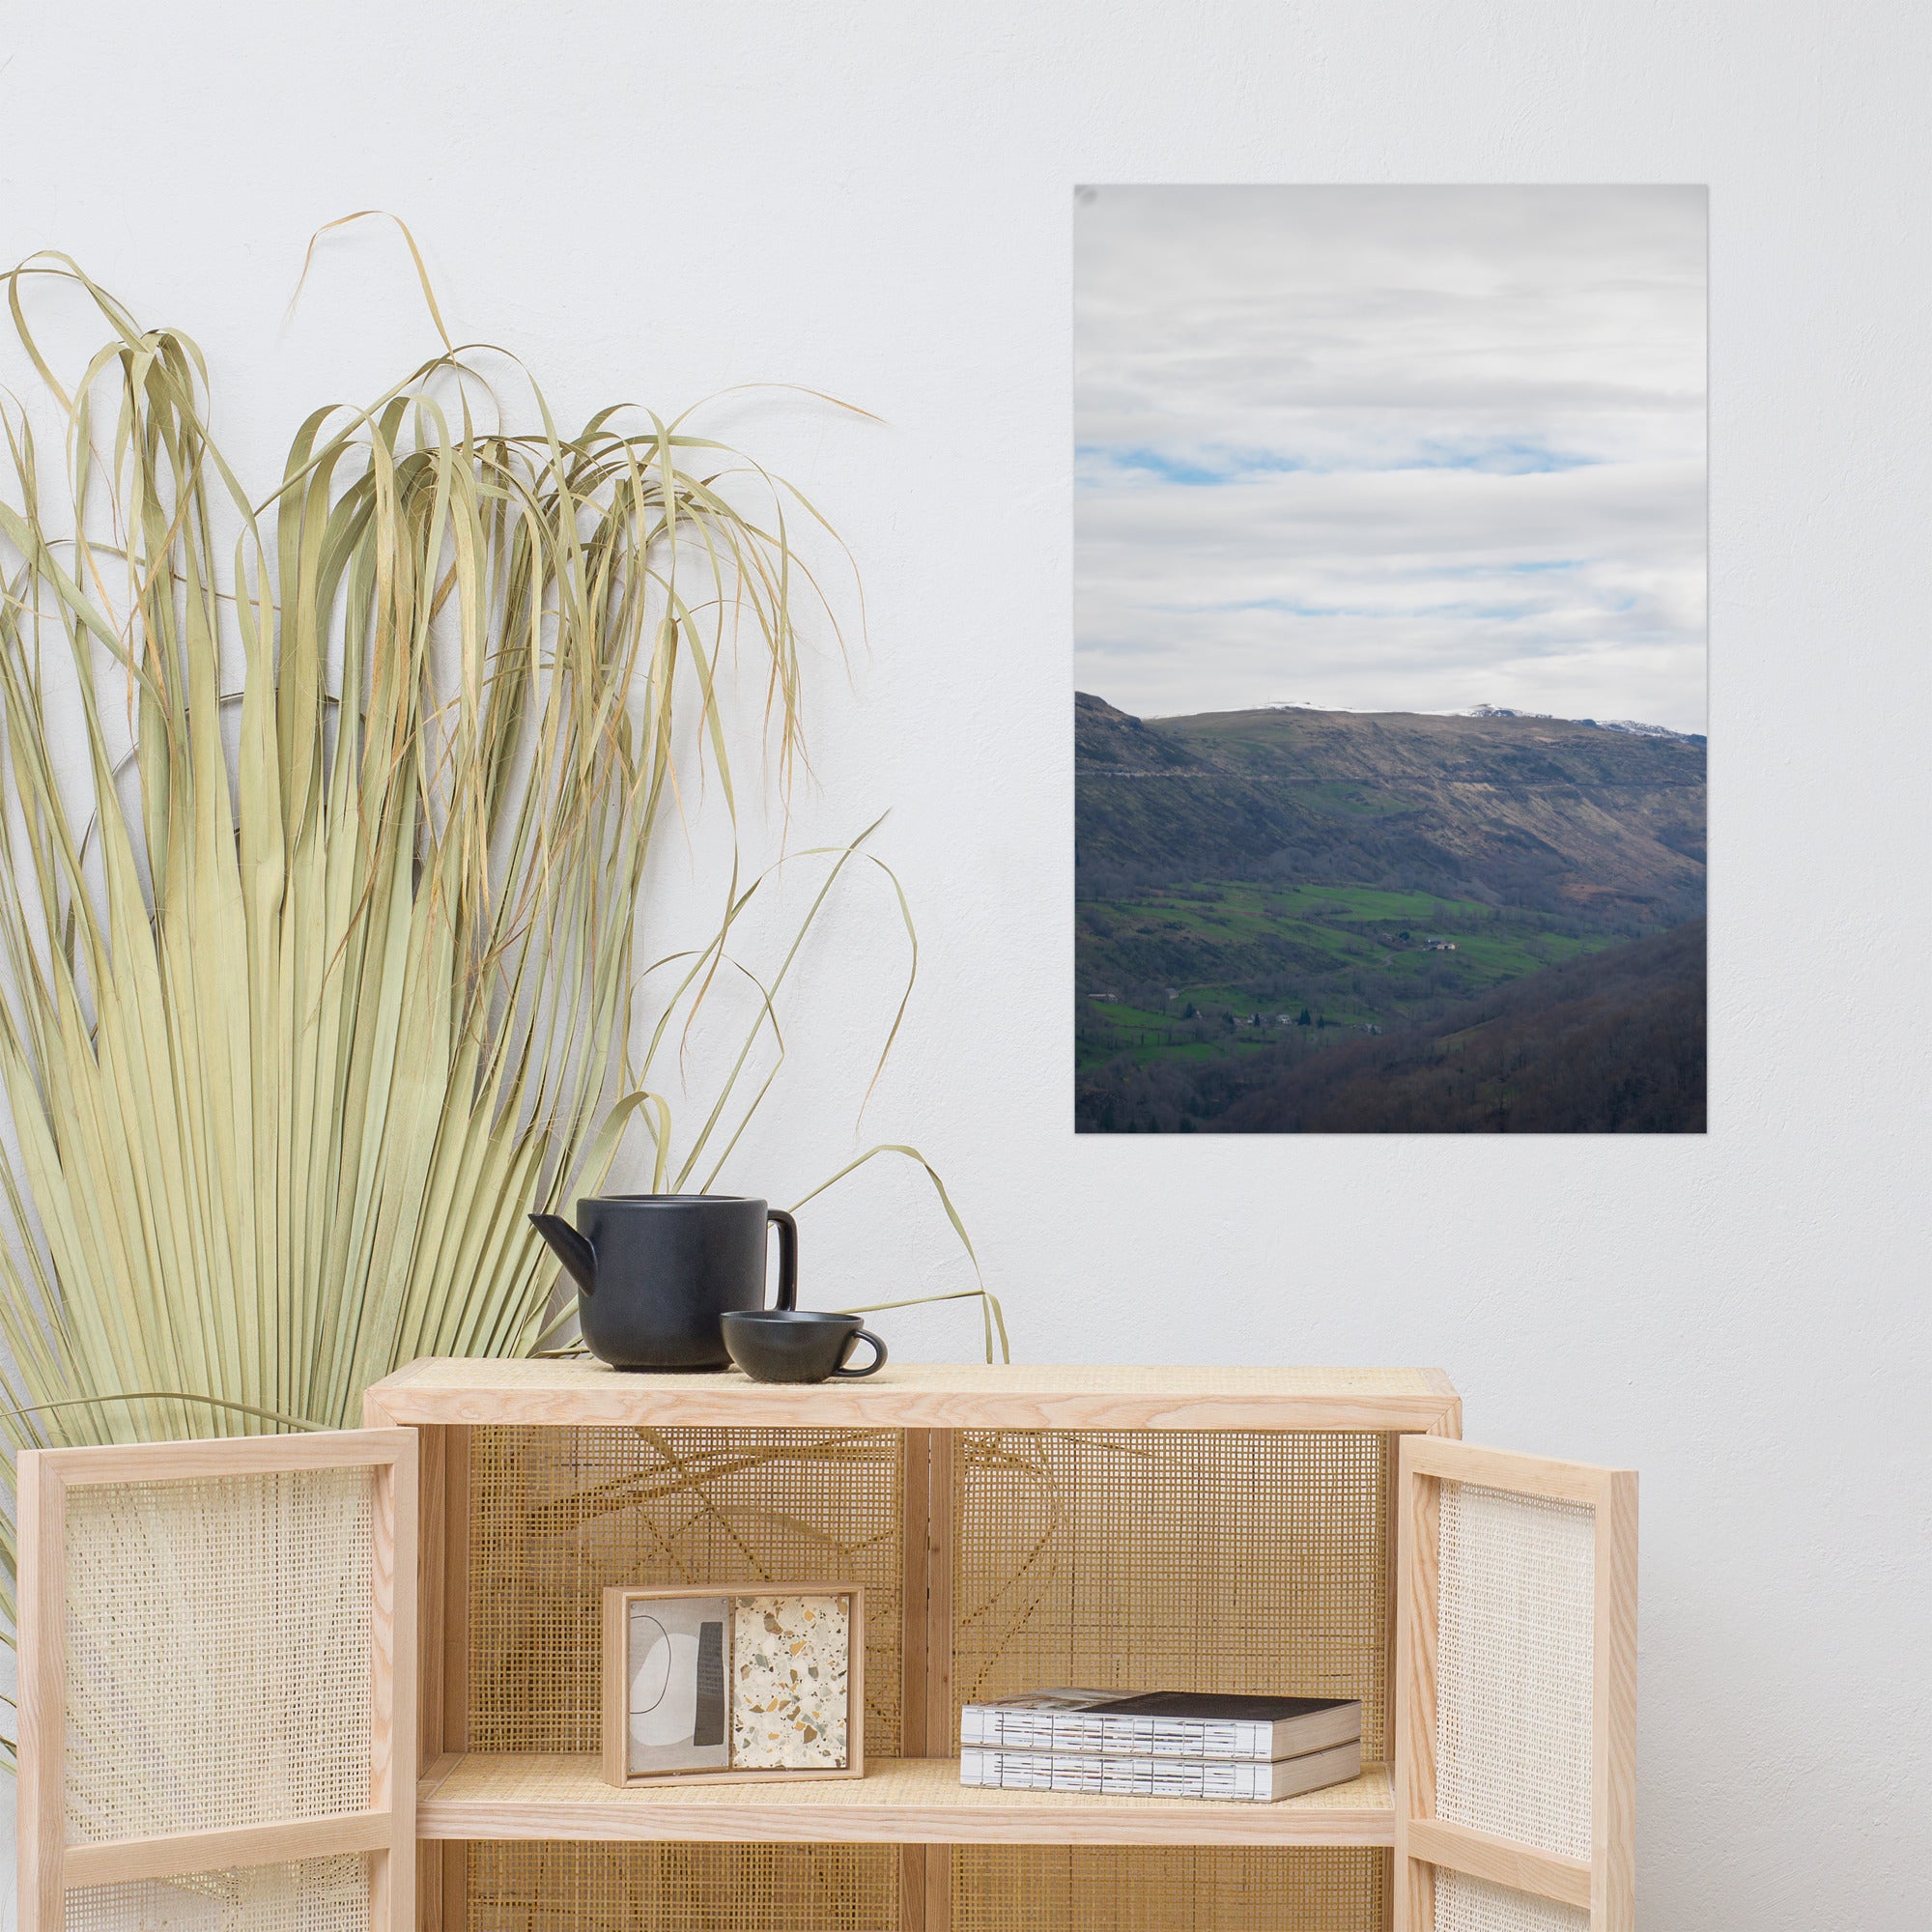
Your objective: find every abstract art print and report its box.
[623,1593,732,1776]
[1074,185,1706,1133]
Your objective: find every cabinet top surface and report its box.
[364,1357,1459,1431]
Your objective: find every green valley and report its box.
[1074,696,1707,1131]
[1077,881,1616,1069]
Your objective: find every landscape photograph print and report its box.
[1074,185,1707,1134]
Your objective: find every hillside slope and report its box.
[1212,919,1706,1133]
[1076,694,1706,927]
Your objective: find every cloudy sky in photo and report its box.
[1074,185,1707,731]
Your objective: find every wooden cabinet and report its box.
[17,1363,1634,1932]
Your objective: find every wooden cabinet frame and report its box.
[15,1429,417,1932]
[367,1361,1466,1932]
[1394,1436,1637,1932]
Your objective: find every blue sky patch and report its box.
[1077,436,1597,488]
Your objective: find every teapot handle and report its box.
[767,1208,798,1311]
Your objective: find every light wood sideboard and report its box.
[16,1360,1634,1932]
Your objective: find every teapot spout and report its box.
[529,1212,598,1295]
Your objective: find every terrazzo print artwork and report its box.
[730,1594,851,1770]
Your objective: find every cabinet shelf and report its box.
[415,1752,1395,1848]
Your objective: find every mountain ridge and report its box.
[1075,693,1706,925]
[1251,698,1705,744]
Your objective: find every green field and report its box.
[1076,881,1615,1071]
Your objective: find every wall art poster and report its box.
[1074,185,1707,1133]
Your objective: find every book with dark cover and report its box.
[958,1688,1361,1762]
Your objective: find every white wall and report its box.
[4,2,1928,1924]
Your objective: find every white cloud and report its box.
[1074,185,1708,731]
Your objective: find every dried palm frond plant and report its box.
[0,235,1002,1763]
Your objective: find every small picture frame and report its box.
[601,1583,866,1787]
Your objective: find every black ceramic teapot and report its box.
[529,1194,798,1371]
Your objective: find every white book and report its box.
[958,1688,1361,1762]
[958,1737,1363,1804]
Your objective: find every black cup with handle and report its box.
[527,1193,798,1371]
[721,1309,888,1383]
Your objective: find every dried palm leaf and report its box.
[0,238,1001,1764]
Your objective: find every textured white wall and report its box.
[3,2,1927,1925]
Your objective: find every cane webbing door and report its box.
[16,1429,417,1932]
[1395,1438,1635,1932]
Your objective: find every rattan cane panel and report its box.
[1435,1482,1595,1861]
[952,1846,1387,1932]
[467,1840,898,1932]
[952,1431,1392,1758]
[1434,1870,1589,1932]
[64,1856,370,1932]
[63,1470,375,1841]
[469,1427,902,1756]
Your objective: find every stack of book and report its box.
[958,1689,1362,1804]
